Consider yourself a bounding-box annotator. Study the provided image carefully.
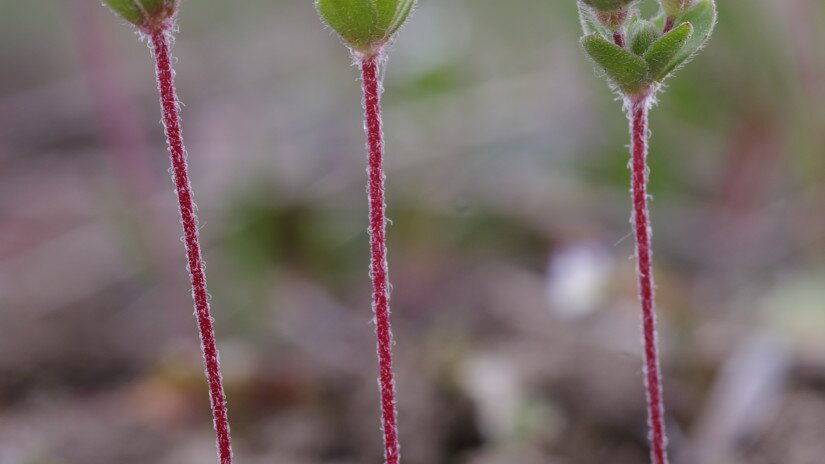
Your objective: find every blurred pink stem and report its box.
[360,53,401,464]
[67,1,171,273]
[629,97,669,464]
[149,27,233,464]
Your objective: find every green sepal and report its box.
[644,22,692,81]
[628,19,661,56]
[581,34,649,94]
[660,0,717,76]
[376,0,415,38]
[316,0,416,55]
[102,0,177,30]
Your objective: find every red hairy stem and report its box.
[663,16,676,34]
[613,31,626,48]
[360,53,401,464]
[629,98,668,464]
[149,28,233,464]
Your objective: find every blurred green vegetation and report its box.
[0,0,824,463]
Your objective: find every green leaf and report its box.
[316,0,417,54]
[581,34,649,93]
[103,0,143,24]
[661,0,717,76]
[644,22,692,80]
[628,19,661,56]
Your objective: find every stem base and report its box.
[630,98,669,464]
[361,54,401,464]
[150,28,233,464]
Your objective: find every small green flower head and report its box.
[315,0,417,56]
[580,0,638,30]
[581,0,636,12]
[578,0,716,96]
[102,0,178,32]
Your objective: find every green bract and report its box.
[579,0,716,96]
[102,0,177,31]
[657,0,716,76]
[315,0,416,55]
[645,23,692,80]
[582,35,649,94]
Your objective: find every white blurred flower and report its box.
[546,241,613,319]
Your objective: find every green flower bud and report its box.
[102,0,177,32]
[579,0,716,96]
[594,9,629,31]
[628,20,660,56]
[315,0,417,56]
[581,0,636,11]
[579,0,639,31]
[660,0,696,16]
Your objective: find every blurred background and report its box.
[1,0,824,463]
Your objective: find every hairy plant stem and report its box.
[360,52,401,464]
[629,96,668,464]
[663,16,676,33]
[613,31,626,48]
[149,27,233,464]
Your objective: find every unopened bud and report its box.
[102,0,177,32]
[660,0,696,16]
[581,0,636,11]
[628,20,660,56]
[316,0,417,56]
[580,0,639,30]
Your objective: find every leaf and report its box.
[661,0,717,76]
[141,0,168,13]
[581,34,649,93]
[644,22,692,81]
[628,19,661,56]
[103,0,144,25]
